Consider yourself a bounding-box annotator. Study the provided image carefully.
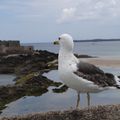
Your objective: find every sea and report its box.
[0,41,120,117]
[24,41,120,57]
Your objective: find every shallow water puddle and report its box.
[0,74,16,86]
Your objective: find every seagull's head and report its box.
[54,34,74,52]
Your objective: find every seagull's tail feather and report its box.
[114,75,120,89]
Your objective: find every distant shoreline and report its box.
[74,39,120,42]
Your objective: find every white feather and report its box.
[115,76,120,86]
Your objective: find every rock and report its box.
[47,59,58,69]
[52,85,68,93]
[0,50,57,74]
[75,54,96,58]
[1,104,120,120]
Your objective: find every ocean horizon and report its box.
[23,41,120,57]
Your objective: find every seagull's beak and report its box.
[53,40,59,45]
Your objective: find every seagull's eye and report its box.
[58,37,61,40]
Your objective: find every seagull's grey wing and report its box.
[74,61,118,88]
[77,61,104,75]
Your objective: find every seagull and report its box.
[54,34,120,108]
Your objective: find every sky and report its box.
[0,0,120,43]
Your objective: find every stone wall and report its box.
[0,40,20,47]
[0,40,34,55]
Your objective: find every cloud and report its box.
[57,8,76,23]
[1,0,120,23]
[57,0,120,23]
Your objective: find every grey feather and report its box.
[77,61,104,75]
[74,61,119,88]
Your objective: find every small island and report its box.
[74,38,120,42]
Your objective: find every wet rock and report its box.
[0,50,57,74]
[75,54,96,58]
[0,50,61,112]
[52,85,68,93]
[0,74,62,112]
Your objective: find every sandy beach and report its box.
[81,57,120,68]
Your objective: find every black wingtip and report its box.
[116,85,120,89]
[118,76,120,79]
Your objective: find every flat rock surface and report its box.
[1,104,120,120]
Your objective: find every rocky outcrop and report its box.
[0,50,57,74]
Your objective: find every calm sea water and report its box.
[24,41,120,57]
[0,74,16,86]
[1,41,120,117]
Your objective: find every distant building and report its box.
[0,40,34,55]
[0,40,20,47]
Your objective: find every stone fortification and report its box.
[0,40,33,55]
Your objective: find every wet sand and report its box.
[81,57,120,68]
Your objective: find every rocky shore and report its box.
[0,50,61,113]
[1,104,120,120]
[1,50,120,119]
[0,50,95,114]
[0,50,57,74]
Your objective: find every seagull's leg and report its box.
[87,92,90,107]
[76,91,80,109]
